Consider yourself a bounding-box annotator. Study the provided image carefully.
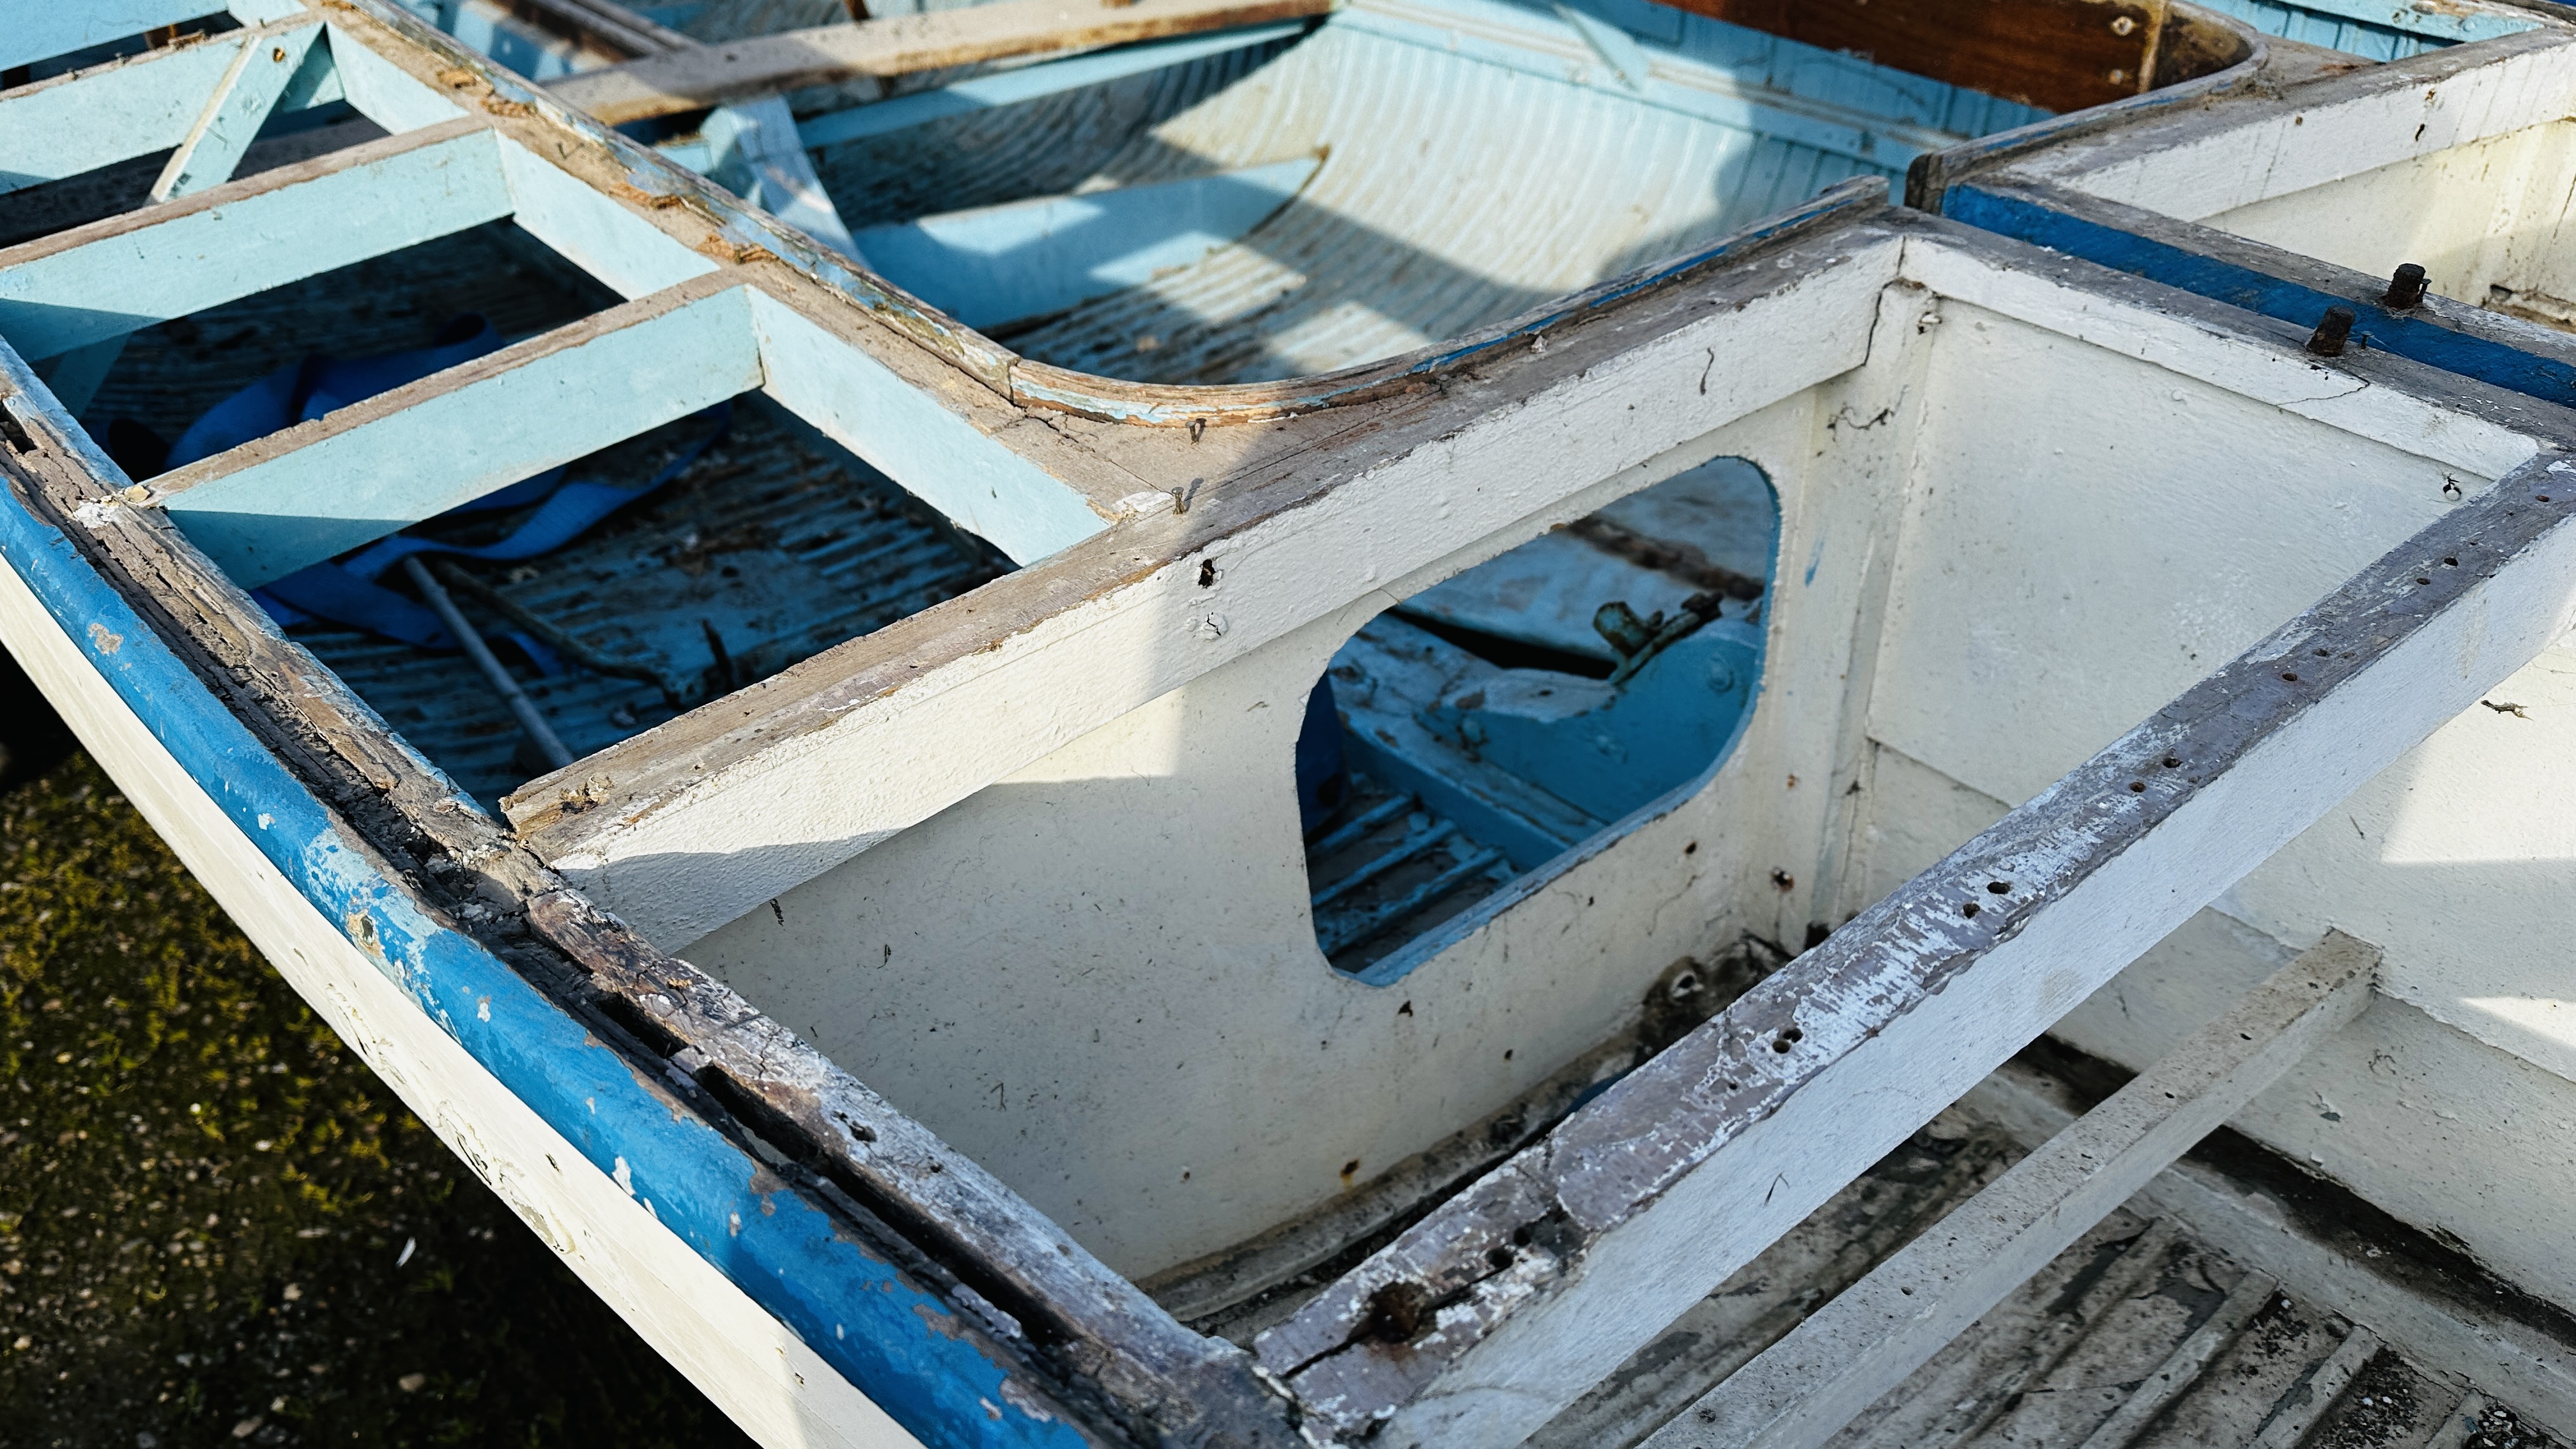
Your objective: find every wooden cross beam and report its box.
[150,17,326,201]
[0,14,333,200]
[3,0,306,73]
[1254,446,2576,1446]
[0,120,510,363]
[39,15,332,416]
[1644,931,2380,1449]
[154,277,762,586]
[542,0,1340,126]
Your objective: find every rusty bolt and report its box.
[2306,306,2356,358]
[2381,263,2428,310]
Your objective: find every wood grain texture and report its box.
[1258,440,2576,1445]
[1646,932,2378,1449]
[544,0,1339,125]
[1666,0,2164,112]
[0,351,1192,1449]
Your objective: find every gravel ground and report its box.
[0,746,757,1448]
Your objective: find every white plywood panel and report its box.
[1866,300,2472,806]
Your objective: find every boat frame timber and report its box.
[10,3,2576,1446]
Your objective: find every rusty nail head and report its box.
[2381,263,2428,310]
[2307,306,2356,358]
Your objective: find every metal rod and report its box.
[426,558,679,702]
[401,555,576,772]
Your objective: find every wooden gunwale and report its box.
[1912,15,2576,213]
[0,334,1305,1449]
[19,3,2576,1443]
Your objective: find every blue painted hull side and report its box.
[0,351,1086,1449]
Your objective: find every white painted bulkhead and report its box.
[1924,38,2576,1321]
[2208,117,2576,328]
[1837,303,2576,1317]
[2026,31,2576,328]
[689,389,1849,1279]
[684,236,2573,1294]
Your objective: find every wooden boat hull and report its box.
[7,1,2576,1445]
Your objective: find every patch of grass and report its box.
[0,754,758,1448]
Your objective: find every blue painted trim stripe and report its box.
[1945,183,2576,411]
[0,347,1087,1449]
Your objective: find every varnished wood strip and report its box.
[1669,0,2164,113]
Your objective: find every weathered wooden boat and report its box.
[9,0,2576,1445]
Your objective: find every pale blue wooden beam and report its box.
[321,17,475,132]
[4,1,235,72]
[0,17,325,197]
[747,289,1105,565]
[0,119,508,363]
[853,157,1317,330]
[704,97,861,260]
[1,0,312,72]
[494,133,721,300]
[40,19,335,418]
[152,19,327,199]
[156,279,762,587]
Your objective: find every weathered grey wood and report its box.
[0,302,1303,1449]
[2428,1391,2491,1449]
[2253,1324,2382,1448]
[2071,1268,2278,1449]
[543,0,1338,124]
[1958,1066,2576,1443]
[1643,932,2379,1449]
[1255,452,2576,1448]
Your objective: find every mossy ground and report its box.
[0,752,758,1448]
